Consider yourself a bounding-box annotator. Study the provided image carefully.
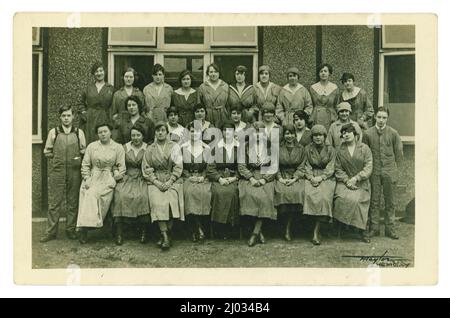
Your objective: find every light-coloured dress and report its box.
[326,119,363,148]
[143,82,173,123]
[303,143,336,218]
[276,84,313,126]
[333,142,373,230]
[77,140,126,228]
[254,82,281,121]
[197,80,229,128]
[142,140,184,222]
[112,142,150,218]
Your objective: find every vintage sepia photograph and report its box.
[14,13,437,285]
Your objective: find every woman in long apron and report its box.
[274,124,306,241]
[334,123,373,243]
[77,123,126,244]
[254,65,281,122]
[238,121,278,247]
[303,124,336,245]
[143,64,173,123]
[181,122,212,242]
[142,122,184,251]
[227,65,257,124]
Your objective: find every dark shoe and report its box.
[139,227,147,244]
[115,224,123,245]
[66,231,78,240]
[385,228,399,240]
[361,234,371,243]
[191,232,198,243]
[156,235,163,247]
[368,228,380,238]
[40,234,56,243]
[79,230,88,244]
[258,232,266,244]
[248,234,258,247]
[161,232,170,251]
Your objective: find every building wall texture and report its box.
[32,28,105,217]
[262,26,317,88]
[322,25,375,105]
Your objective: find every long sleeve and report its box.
[113,144,126,178]
[293,149,306,179]
[393,130,404,164]
[355,145,373,182]
[78,129,87,155]
[304,158,314,180]
[335,154,350,183]
[262,170,277,182]
[81,144,93,179]
[303,89,313,115]
[238,163,254,180]
[275,92,285,123]
[170,144,183,180]
[43,128,56,157]
[321,148,336,180]
[141,150,156,183]
[206,162,221,182]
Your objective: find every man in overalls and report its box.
[40,105,86,242]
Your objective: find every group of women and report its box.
[75,60,375,250]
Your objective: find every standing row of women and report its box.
[78,61,374,146]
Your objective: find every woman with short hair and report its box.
[227,65,257,124]
[171,69,198,127]
[254,65,281,122]
[143,64,173,123]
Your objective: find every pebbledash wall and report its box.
[32,26,412,217]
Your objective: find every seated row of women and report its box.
[76,116,373,251]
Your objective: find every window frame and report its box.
[157,27,210,50]
[108,51,156,87]
[32,51,43,144]
[210,26,258,47]
[381,25,415,49]
[211,52,258,85]
[32,27,41,46]
[378,50,415,143]
[108,27,157,46]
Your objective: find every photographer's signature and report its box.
[342,250,411,268]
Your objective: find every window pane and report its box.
[114,55,155,91]
[109,28,156,45]
[164,55,204,89]
[213,55,254,85]
[211,27,257,46]
[32,27,40,46]
[384,55,415,103]
[383,54,415,137]
[383,25,415,47]
[164,27,204,44]
[32,53,39,136]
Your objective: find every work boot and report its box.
[79,229,88,244]
[248,233,258,247]
[161,231,170,251]
[40,233,56,243]
[385,227,399,240]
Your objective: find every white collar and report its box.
[206,79,222,90]
[230,84,253,97]
[168,123,184,133]
[175,87,196,96]
[283,83,303,94]
[126,141,147,156]
[311,81,338,96]
[342,86,361,100]
[235,121,247,132]
[60,125,73,134]
[376,124,387,131]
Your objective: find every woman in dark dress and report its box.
[293,110,312,147]
[274,124,306,241]
[78,61,115,144]
[227,65,257,123]
[207,121,240,239]
[171,70,198,127]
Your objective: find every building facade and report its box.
[31,25,415,217]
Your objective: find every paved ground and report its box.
[32,219,414,269]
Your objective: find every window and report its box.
[108,27,258,89]
[32,27,40,46]
[213,54,256,85]
[164,55,204,89]
[109,28,156,46]
[382,25,415,49]
[32,52,43,143]
[164,27,204,44]
[379,52,415,141]
[111,54,155,91]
